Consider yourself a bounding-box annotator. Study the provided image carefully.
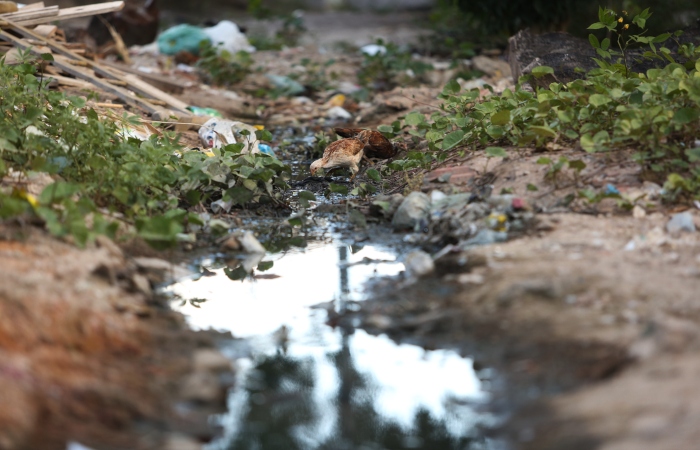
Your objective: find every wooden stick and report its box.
[99,59,192,94]
[10,2,125,27]
[0,29,167,115]
[0,6,59,24]
[18,3,46,11]
[0,17,189,115]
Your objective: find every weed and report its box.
[0,53,290,248]
[402,7,700,201]
[357,39,434,92]
[196,40,253,87]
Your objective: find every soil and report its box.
[2,7,700,450]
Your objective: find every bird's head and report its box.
[356,130,371,144]
[310,159,323,176]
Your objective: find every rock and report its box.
[365,314,393,330]
[131,274,152,296]
[164,434,202,450]
[434,248,488,274]
[404,250,434,278]
[633,205,647,219]
[371,193,405,219]
[94,235,124,259]
[666,212,696,234]
[392,192,430,231]
[460,229,508,248]
[471,55,512,78]
[132,257,190,284]
[193,349,232,373]
[220,234,241,251]
[180,371,225,404]
[509,25,700,87]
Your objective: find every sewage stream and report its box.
[168,237,500,450]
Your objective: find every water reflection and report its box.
[168,242,497,450]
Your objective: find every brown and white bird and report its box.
[310,138,365,179]
[334,128,397,159]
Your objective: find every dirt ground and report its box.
[2,7,700,450]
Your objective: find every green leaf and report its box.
[686,148,700,162]
[587,22,606,30]
[329,183,348,195]
[298,190,316,201]
[485,146,507,158]
[673,108,700,124]
[257,261,274,271]
[491,109,511,125]
[404,111,426,126]
[588,34,600,49]
[366,168,381,182]
[568,159,587,172]
[136,215,183,250]
[226,186,255,205]
[526,183,539,191]
[531,66,554,77]
[39,182,80,204]
[255,129,273,141]
[529,126,557,138]
[536,157,552,165]
[588,94,611,107]
[442,78,461,95]
[377,124,393,134]
[40,53,54,61]
[441,129,465,150]
[600,38,610,51]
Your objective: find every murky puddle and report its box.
[168,236,498,449]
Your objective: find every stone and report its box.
[404,250,435,278]
[193,349,232,373]
[633,205,647,219]
[471,55,512,78]
[371,193,405,219]
[164,434,202,450]
[392,192,430,231]
[666,212,696,234]
[180,371,224,404]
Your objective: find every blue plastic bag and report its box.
[157,24,210,55]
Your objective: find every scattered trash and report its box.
[198,118,260,152]
[460,229,509,249]
[187,106,224,118]
[221,231,266,254]
[360,44,386,56]
[392,192,430,231]
[66,442,95,450]
[258,143,275,156]
[666,211,696,234]
[404,250,435,278]
[157,24,209,56]
[326,106,352,120]
[632,205,646,219]
[325,93,346,107]
[201,20,255,55]
[604,183,620,195]
[266,74,305,96]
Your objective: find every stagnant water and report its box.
[168,238,500,450]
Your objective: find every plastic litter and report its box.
[666,211,696,234]
[361,44,386,56]
[198,118,260,153]
[266,74,305,96]
[157,24,210,56]
[258,143,275,156]
[202,20,255,55]
[326,106,352,120]
[187,106,224,118]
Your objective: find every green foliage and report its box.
[196,40,253,87]
[402,8,700,199]
[247,3,307,50]
[0,57,290,247]
[357,39,434,92]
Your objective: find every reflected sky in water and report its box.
[168,241,497,450]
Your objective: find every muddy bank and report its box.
[0,225,232,450]
[340,212,700,449]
